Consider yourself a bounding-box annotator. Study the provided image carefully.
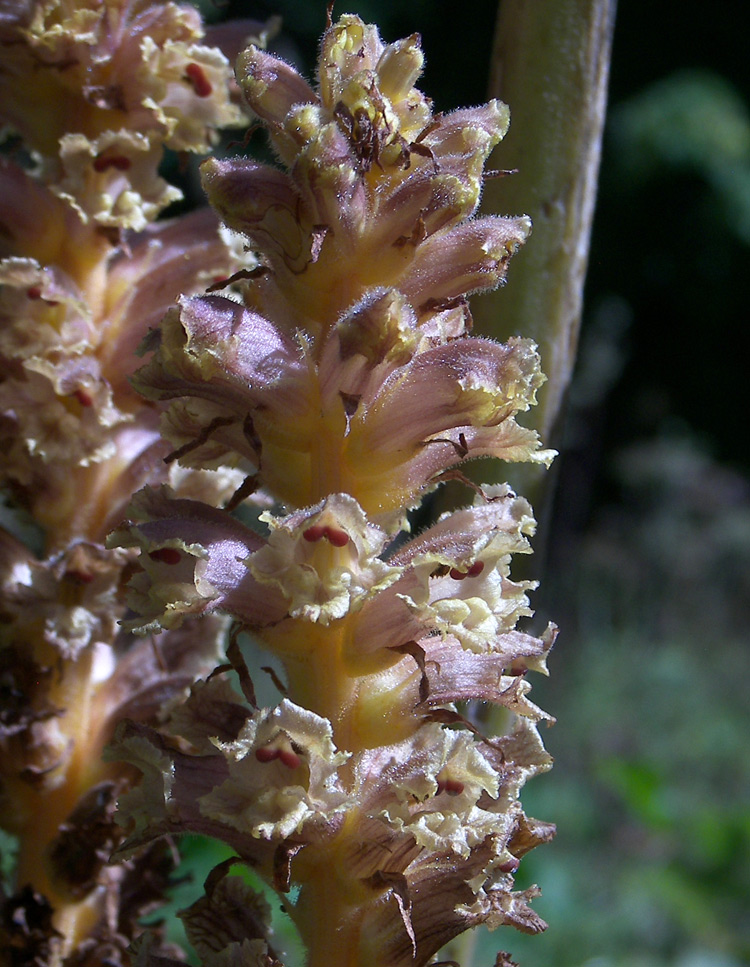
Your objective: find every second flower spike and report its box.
[114,13,557,967]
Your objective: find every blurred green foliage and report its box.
[611,68,750,245]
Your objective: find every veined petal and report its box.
[102,207,243,391]
[133,295,311,462]
[356,337,542,451]
[293,122,369,242]
[108,488,285,633]
[343,337,554,515]
[389,487,535,569]
[399,215,531,307]
[179,877,278,967]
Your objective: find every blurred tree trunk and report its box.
[441,7,617,966]
[474,0,617,510]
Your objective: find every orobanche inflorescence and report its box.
[1,5,557,967]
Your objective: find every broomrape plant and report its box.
[0,3,563,965]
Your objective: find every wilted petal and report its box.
[179,876,280,967]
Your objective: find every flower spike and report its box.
[109,14,559,967]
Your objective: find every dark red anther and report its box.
[93,154,132,173]
[65,569,94,584]
[255,746,279,763]
[255,743,301,769]
[148,547,182,565]
[498,856,520,873]
[277,748,302,770]
[324,526,349,548]
[436,777,465,797]
[74,388,93,407]
[27,286,42,300]
[303,525,326,543]
[185,62,213,97]
[303,524,349,547]
[449,560,484,581]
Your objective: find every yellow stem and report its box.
[13,648,113,958]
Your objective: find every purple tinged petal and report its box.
[372,165,480,248]
[108,489,287,632]
[347,571,427,656]
[318,289,419,408]
[418,634,555,721]
[108,720,261,862]
[0,158,89,263]
[201,157,312,272]
[293,122,368,241]
[425,101,511,158]
[236,46,317,126]
[103,207,238,387]
[352,337,541,453]
[204,19,272,74]
[389,488,534,568]
[133,294,309,418]
[338,339,553,516]
[399,215,532,308]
